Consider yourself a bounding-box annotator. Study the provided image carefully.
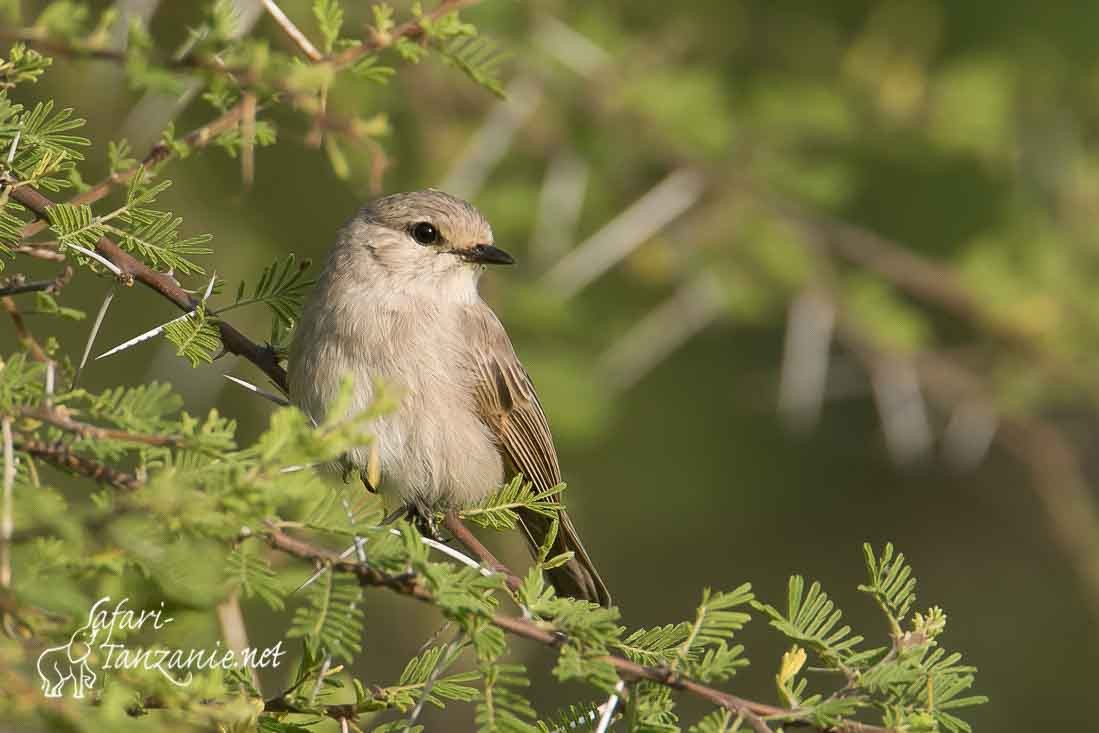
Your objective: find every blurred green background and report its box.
[6,0,1099,729]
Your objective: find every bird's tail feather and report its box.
[517,507,611,607]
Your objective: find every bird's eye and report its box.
[411,222,439,245]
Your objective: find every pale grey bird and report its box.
[289,189,611,606]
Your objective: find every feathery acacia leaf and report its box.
[437,36,507,97]
[163,304,220,366]
[752,576,868,669]
[288,568,364,663]
[858,543,917,633]
[226,542,286,610]
[229,253,313,327]
[462,475,566,530]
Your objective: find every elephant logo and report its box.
[36,599,105,699]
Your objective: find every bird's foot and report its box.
[378,503,443,541]
[409,504,442,541]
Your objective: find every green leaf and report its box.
[163,304,221,367]
[228,253,313,327]
[287,568,363,663]
[33,291,85,320]
[461,475,566,530]
[436,36,507,98]
[313,0,343,54]
[226,542,285,610]
[858,542,917,634]
[615,623,690,666]
[689,709,742,733]
[751,576,868,669]
[477,663,539,733]
[675,585,753,677]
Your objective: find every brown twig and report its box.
[0,28,232,75]
[1,295,49,363]
[328,0,479,69]
[264,523,889,733]
[12,243,66,262]
[0,278,55,297]
[442,511,522,592]
[11,434,142,491]
[0,265,73,298]
[18,406,184,448]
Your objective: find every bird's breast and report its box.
[300,295,504,508]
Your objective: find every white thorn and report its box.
[75,286,116,385]
[594,681,626,733]
[223,374,290,407]
[95,311,190,360]
[62,242,123,277]
[94,274,215,360]
[6,130,21,165]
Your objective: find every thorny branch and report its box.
[3,1,486,396]
[264,522,890,733]
[17,405,185,448]
[7,183,290,392]
[1,294,49,363]
[442,510,522,592]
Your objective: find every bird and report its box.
[288,189,611,606]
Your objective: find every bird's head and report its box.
[341,189,513,295]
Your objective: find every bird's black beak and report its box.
[462,244,515,265]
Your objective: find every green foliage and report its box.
[33,291,85,320]
[46,172,211,275]
[287,569,364,663]
[536,701,602,733]
[673,586,753,678]
[391,643,480,710]
[226,541,286,611]
[461,474,566,530]
[110,172,212,273]
[0,197,26,266]
[615,622,691,666]
[476,663,539,733]
[750,547,986,731]
[859,542,917,634]
[688,709,742,733]
[0,94,88,192]
[163,305,221,367]
[228,253,314,328]
[312,0,344,54]
[0,43,51,88]
[752,575,873,670]
[437,36,507,98]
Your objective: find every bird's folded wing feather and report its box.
[463,302,561,490]
[464,301,612,606]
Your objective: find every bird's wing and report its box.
[464,301,612,606]
[464,302,561,491]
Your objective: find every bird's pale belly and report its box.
[365,373,505,509]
